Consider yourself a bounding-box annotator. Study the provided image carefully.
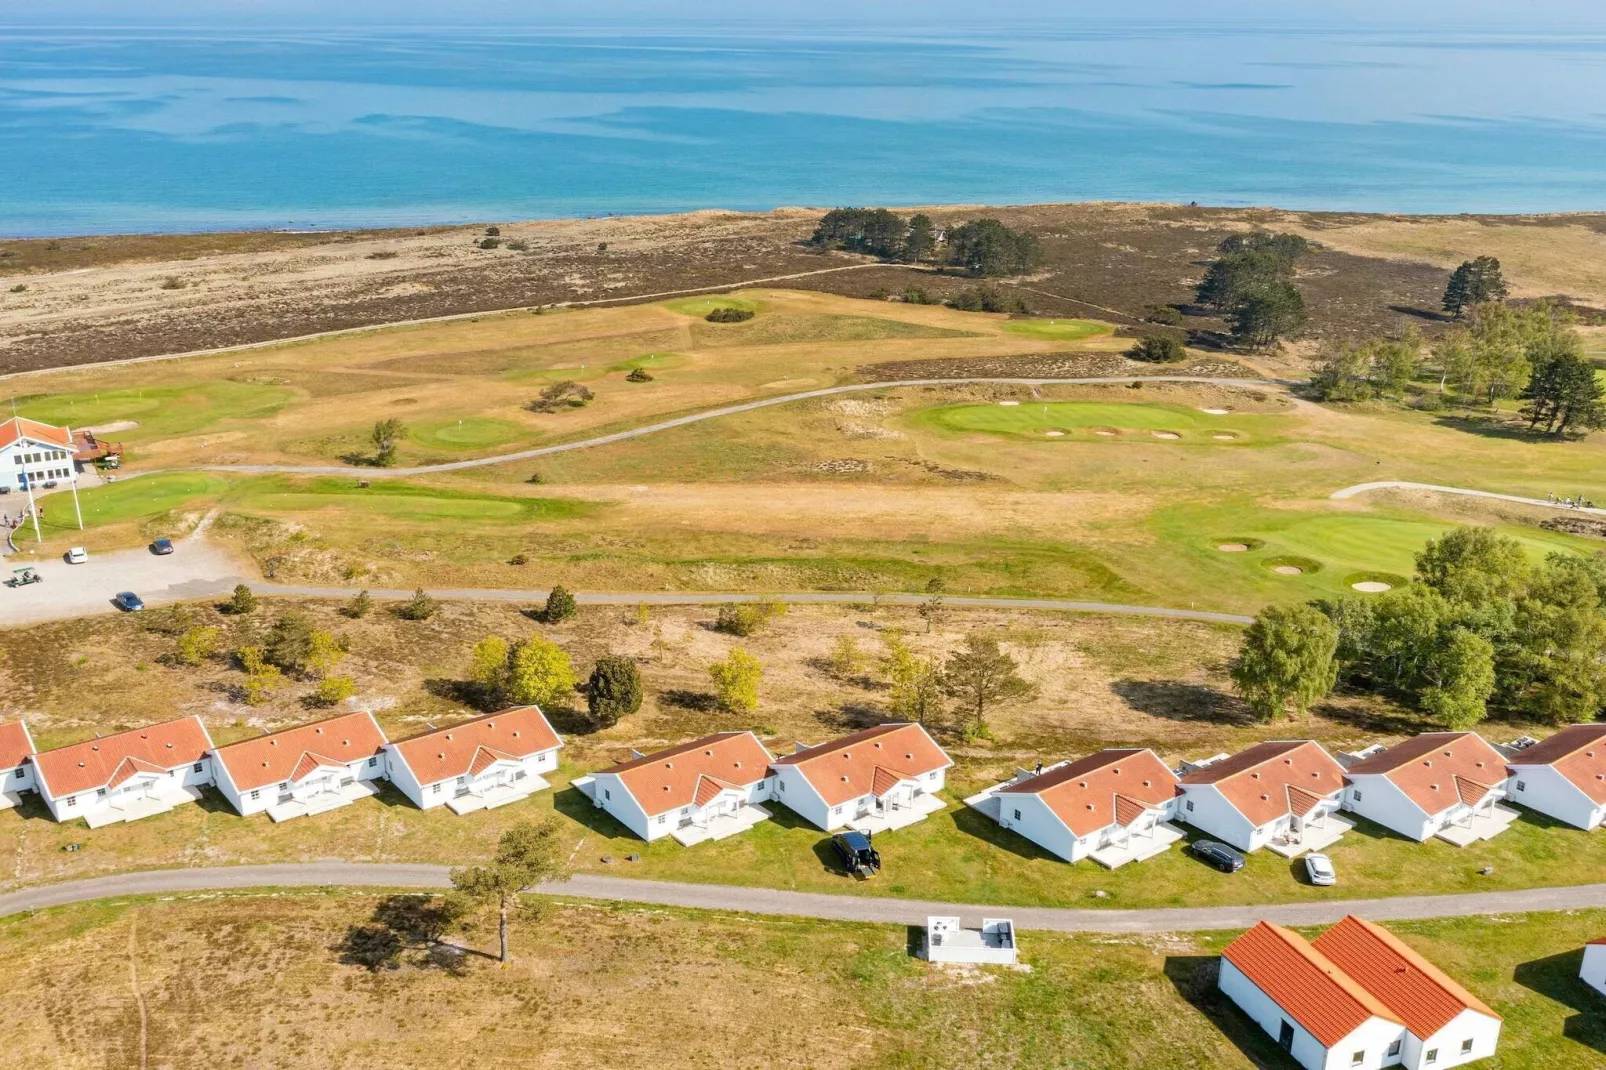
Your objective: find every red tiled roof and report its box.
[1222,921,1401,1047]
[467,745,518,777]
[1590,937,1606,946]
[0,416,72,451]
[214,711,388,793]
[1346,733,1505,816]
[33,716,214,798]
[1508,724,1606,805]
[602,731,772,818]
[107,755,166,789]
[389,706,561,787]
[771,723,950,808]
[1182,741,1345,827]
[1286,784,1325,817]
[1001,749,1178,837]
[0,720,35,770]
[693,775,734,807]
[1313,916,1499,1038]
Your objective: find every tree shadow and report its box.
[336,894,491,975]
[1310,694,1424,737]
[658,689,718,712]
[1388,304,1450,323]
[817,702,889,733]
[1109,679,1252,725]
[422,677,484,708]
[1512,949,1606,1055]
[950,803,1063,864]
[541,704,595,737]
[1431,414,1546,442]
[1162,955,1302,1069]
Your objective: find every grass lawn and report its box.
[912,399,1289,444]
[407,417,528,451]
[38,472,230,535]
[663,293,761,316]
[1001,317,1114,341]
[1,891,1598,1069]
[15,380,294,440]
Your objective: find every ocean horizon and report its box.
[5,19,1606,236]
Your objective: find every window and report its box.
[1516,780,1526,792]
[368,757,378,767]
[681,806,690,815]
[778,780,786,792]
[1012,809,1022,822]
[603,789,611,800]
[1353,790,1363,802]
[13,768,22,779]
[250,790,260,801]
[1425,1049,1438,1065]
[656,815,666,825]
[432,783,442,794]
[193,762,203,773]
[1351,1052,1364,1066]
[66,796,75,807]
[832,805,842,815]
[96,788,106,797]
[927,771,938,780]
[1387,1039,1401,1057]
[1185,800,1194,812]
[1460,1040,1473,1054]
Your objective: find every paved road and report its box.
[106,375,1280,479]
[1332,480,1606,516]
[2,863,1601,932]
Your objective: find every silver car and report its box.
[1304,852,1336,886]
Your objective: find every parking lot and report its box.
[0,534,247,626]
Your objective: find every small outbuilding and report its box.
[923,916,1017,965]
[31,716,216,827]
[1584,939,1606,998]
[769,722,951,833]
[383,705,562,814]
[0,719,37,808]
[1504,724,1606,831]
[212,710,389,821]
[1342,732,1516,846]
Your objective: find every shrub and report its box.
[714,600,784,637]
[597,242,609,252]
[704,307,755,323]
[544,585,577,623]
[945,286,1027,314]
[227,583,258,615]
[343,589,373,619]
[312,676,357,707]
[901,288,931,305]
[175,626,221,667]
[235,645,282,706]
[366,250,398,260]
[506,239,529,251]
[528,381,593,413]
[1128,334,1187,363]
[485,226,501,236]
[1143,304,1186,326]
[828,634,862,678]
[398,588,439,621]
[160,276,185,290]
[709,648,762,713]
[626,368,654,382]
[587,656,643,728]
[477,237,501,250]
[509,553,528,566]
[8,284,26,293]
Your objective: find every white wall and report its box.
[774,765,944,831]
[381,744,429,809]
[41,757,214,824]
[218,753,387,817]
[589,773,654,840]
[996,792,1082,861]
[1403,1009,1500,1069]
[1179,784,1258,851]
[1,440,78,492]
[1583,944,1606,998]
[1343,775,1434,841]
[1507,765,1603,830]
[1219,959,1405,1070]
[2,762,34,795]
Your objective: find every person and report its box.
[1034,761,1043,775]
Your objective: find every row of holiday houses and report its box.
[0,710,1599,859]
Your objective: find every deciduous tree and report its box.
[449,818,569,965]
[1230,604,1339,721]
[505,636,575,707]
[587,656,643,728]
[709,647,762,713]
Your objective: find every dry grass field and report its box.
[2,892,1600,1070]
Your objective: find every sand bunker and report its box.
[1094,429,1117,437]
[1273,565,1304,575]
[1217,543,1250,552]
[86,420,139,434]
[1352,581,1392,593]
[1043,430,1065,437]
[999,400,1020,406]
[1200,408,1230,415]
[1211,433,1237,441]
[1151,431,1181,440]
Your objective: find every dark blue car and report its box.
[150,538,175,555]
[113,591,145,612]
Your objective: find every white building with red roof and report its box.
[31,716,215,827]
[968,748,1182,867]
[1583,938,1606,998]
[383,706,562,814]
[1342,732,1516,846]
[770,722,951,833]
[0,720,38,808]
[212,711,389,821]
[1178,740,1352,856]
[1504,724,1606,831]
[0,416,79,494]
[1220,915,1501,1070]
[581,731,775,845]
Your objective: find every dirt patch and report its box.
[856,352,1247,382]
[1541,514,1606,540]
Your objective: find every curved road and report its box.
[1,863,1601,933]
[1332,480,1606,516]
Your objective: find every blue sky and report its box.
[9,0,1606,26]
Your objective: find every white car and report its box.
[66,547,88,564]
[1304,852,1336,886]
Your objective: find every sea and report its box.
[4,19,1606,236]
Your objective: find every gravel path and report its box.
[1331,480,1606,515]
[1,863,1600,932]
